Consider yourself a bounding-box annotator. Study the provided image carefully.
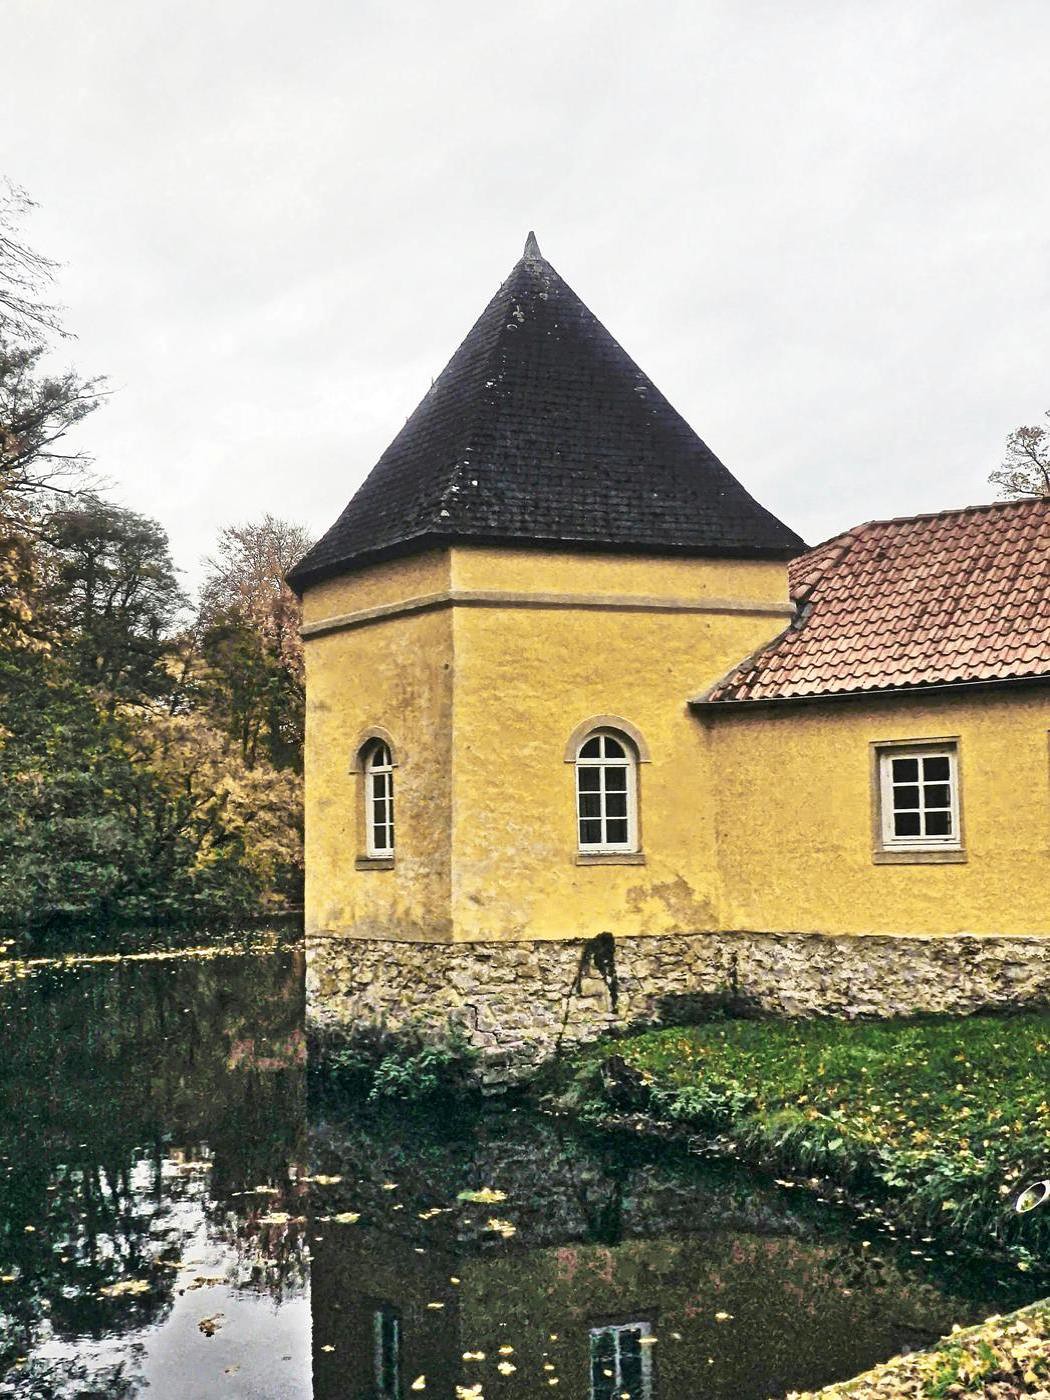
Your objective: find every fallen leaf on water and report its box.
[258,1212,302,1226]
[484,1217,516,1239]
[715,1311,733,1322]
[320,1344,335,1352]
[427,1301,445,1310]
[329,1211,361,1225]
[498,1346,514,1356]
[309,1175,343,1186]
[381,1182,398,1191]
[248,1186,280,1195]
[463,1350,485,1361]
[410,1377,426,1392]
[457,1187,507,1204]
[198,1313,224,1337]
[497,1361,516,1375]
[100,1279,151,1298]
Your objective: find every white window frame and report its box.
[589,1320,653,1400]
[876,742,961,852]
[372,1305,401,1399]
[365,741,395,858]
[575,730,639,854]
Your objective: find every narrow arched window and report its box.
[576,730,638,853]
[363,740,395,857]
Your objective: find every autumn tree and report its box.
[0,179,106,650]
[989,411,1050,499]
[196,516,312,770]
[41,498,186,705]
[0,179,68,342]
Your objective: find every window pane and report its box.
[602,735,626,759]
[606,791,628,819]
[604,766,628,792]
[894,811,921,837]
[891,757,919,782]
[923,755,950,781]
[578,768,601,792]
[590,1331,616,1400]
[619,1328,644,1395]
[372,823,388,849]
[580,819,602,845]
[925,810,952,837]
[579,736,602,759]
[606,818,628,844]
[894,785,920,809]
[579,793,601,820]
[924,783,951,808]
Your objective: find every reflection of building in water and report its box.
[311,1226,462,1399]
[310,1222,970,1400]
[590,1321,653,1400]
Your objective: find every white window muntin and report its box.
[576,730,638,853]
[878,744,960,849]
[589,1320,653,1400]
[365,741,395,857]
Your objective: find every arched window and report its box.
[363,740,395,857]
[575,730,638,853]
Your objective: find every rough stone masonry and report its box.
[307,930,1050,1086]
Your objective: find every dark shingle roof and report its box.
[699,497,1050,704]
[289,234,804,590]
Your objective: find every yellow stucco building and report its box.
[289,234,1049,1051]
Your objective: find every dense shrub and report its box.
[318,1024,480,1105]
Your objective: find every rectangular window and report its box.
[589,1321,652,1400]
[874,741,963,861]
[373,1305,401,1399]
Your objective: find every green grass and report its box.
[578,1013,1050,1265]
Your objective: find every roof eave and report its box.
[289,529,806,596]
[690,673,1050,713]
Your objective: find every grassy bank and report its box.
[788,1298,1050,1398]
[557,1013,1049,1268]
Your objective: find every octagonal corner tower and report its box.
[289,234,803,949]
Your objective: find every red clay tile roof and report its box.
[701,497,1050,703]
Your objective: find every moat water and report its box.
[0,945,1041,1399]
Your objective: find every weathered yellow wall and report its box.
[302,543,1047,945]
[300,548,449,626]
[708,690,1050,936]
[448,550,792,941]
[450,545,789,603]
[302,552,454,941]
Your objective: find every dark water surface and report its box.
[0,947,1040,1399]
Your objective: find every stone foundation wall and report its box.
[306,930,1050,1084]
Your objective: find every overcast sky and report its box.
[7,0,1049,587]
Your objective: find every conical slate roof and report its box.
[289,235,804,590]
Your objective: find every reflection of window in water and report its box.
[590,1320,653,1400]
[373,1305,401,1399]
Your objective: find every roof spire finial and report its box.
[523,230,542,261]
